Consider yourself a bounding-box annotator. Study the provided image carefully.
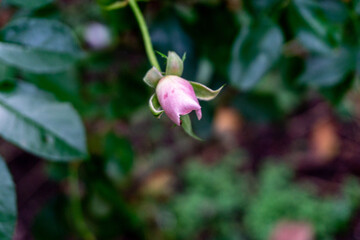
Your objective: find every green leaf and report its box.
[4,0,53,9]
[0,81,87,161]
[291,0,328,38]
[230,19,283,90]
[22,69,80,104]
[251,0,283,12]
[180,115,202,141]
[0,18,83,73]
[297,30,332,54]
[0,155,16,240]
[190,81,224,101]
[299,48,355,87]
[149,94,164,118]
[356,0,360,15]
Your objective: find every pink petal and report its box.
[156,76,202,126]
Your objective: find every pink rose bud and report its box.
[145,51,223,139]
[156,75,202,126]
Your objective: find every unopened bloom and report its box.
[144,51,223,134]
[156,75,202,126]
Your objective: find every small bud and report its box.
[156,76,201,126]
[166,51,184,76]
[143,67,163,88]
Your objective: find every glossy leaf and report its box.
[190,81,224,101]
[0,81,87,161]
[4,0,53,9]
[291,0,328,38]
[297,31,332,54]
[180,115,202,141]
[0,155,16,240]
[230,19,283,90]
[0,18,83,73]
[299,48,355,87]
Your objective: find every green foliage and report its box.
[230,17,284,91]
[4,0,53,9]
[0,81,87,161]
[169,151,248,240]
[0,18,83,73]
[0,156,16,240]
[104,133,134,183]
[0,0,360,239]
[166,154,360,240]
[245,163,360,240]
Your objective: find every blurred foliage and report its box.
[168,151,249,240]
[1,0,360,239]
[245,163,360,240]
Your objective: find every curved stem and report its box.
[128,0,161,71]
[69,162,96,240]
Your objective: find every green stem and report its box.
[69,162,96,240]
[128,0,161,71]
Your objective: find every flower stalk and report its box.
[128,0,161,71]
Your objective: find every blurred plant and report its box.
[245,163,360,240]
[0,0,360,239]
[166,151,249,240]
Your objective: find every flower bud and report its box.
[156,75,201,126]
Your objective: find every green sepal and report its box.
[166,51,184,76]
[180,115,203,141]
[190,81,224,101]
[149,94,164,118]
[143,67,163,88]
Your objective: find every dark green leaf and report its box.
[297,30,332,54]
[356,0,360,15]
[0,81,87,161]
[291,0,328,38]
[299,48,355,87]
[21,69,80,104]
[230,19,283,90]
[4,0,53,9]
[0,18,83,73]
[0,155,16,240]
[251,0,283,12]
